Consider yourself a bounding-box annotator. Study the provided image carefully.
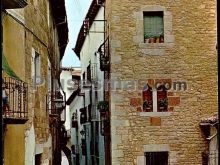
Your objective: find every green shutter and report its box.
[144,13,164,38]
[2,53,21,80]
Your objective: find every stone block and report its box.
[168,97,180,106]
[130,98,142,107]
[150,117,161,126]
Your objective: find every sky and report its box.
[62,0,92,67]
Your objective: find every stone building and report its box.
[73,0,217,164]
[74,0,218,165]
[104,0,217,164]
[2,0,68,164]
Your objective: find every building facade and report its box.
[70,1,107,164]
[73,0,218,164]
[2,0,68,164]
[104,0,217,164]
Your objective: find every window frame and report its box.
[143,84,168,113]
[143,11,164,43]
[145,151,169,165]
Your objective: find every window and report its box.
[32,49,41,89]
[87,64,91,82]
[144,12,164,43]
[35,154,42,165]
[142,84,168,112]
[145,152,168,165]
[82,72,86,85]
[143,84,153,112]
[157,85,168,112]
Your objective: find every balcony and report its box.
[98,38,110,71]
[91,63,98,81]
[2,77,28,124]
[46,91,66,118]
[2,0,27,9]
[71,112,78,128]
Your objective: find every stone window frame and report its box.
[137,144,170,165]
[133,5,174,56]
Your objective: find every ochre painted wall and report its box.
[4,125,25,165]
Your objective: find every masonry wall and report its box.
[105,0,217,164]
[24,0,52,164]
[2,0,60,164]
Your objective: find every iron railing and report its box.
[98,37,110,71]
[46,91,65,116]
[2,77,28,121]
[91,63,98,81]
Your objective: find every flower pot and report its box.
[145,38,150,43]
[155,37,160,43]
[159,36,164,43]
[149,38,154,43]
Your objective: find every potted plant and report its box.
[143,100,152,112]
[100,56,109,71]
[97,101,109,112]
[158,98,168,110]
[159,34,164,43]
[144,34,150,43]
[154,34,160,43]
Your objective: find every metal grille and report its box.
[145,152,168,165]
[98,37,109,71]
[46,91,64,116]
[91,103,98,120]
[91,63,98,81]
[3,77,28,119]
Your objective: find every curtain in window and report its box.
[144,14,164,38]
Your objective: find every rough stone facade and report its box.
[105,0,217,164]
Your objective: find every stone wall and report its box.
[106,0,217,164]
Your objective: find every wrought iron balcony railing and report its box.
[98,37,110,71]
[91,63,98,81]
[46,91,66,117]
[2,77,28,124]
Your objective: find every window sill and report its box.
[138,42,174,56]
[139,112,171,117]
[139,42,173,48]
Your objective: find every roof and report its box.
[73,0,105,59]
[61,67,75,71]
[50,0,69,60]
[200,114,218,125]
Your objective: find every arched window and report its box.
[143,84,153,112]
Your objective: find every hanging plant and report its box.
[97,101,109,112]
[158,98,168,107]
[143,100,152,111]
